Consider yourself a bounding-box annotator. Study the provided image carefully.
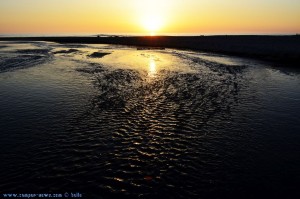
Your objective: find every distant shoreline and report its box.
[1,35,299,66]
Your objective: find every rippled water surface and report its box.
[0,41,299,199]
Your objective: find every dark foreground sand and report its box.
[1,35,299,65]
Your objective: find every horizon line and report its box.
[0,32,299,37]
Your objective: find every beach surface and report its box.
[0,41,300,198]
[1,35,300,65]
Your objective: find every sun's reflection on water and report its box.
[148,58,157,78]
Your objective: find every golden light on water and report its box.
[148,58,157,77]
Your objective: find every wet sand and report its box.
[0,35,299,65]
[0,41,300,198]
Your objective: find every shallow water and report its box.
[0,41,299,198]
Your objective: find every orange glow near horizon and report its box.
[0,0,299,35]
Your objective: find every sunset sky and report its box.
[0,0,299,35]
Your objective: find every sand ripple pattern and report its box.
[0,42,52,73]
[65,53,245,198]
[1,43,299,199]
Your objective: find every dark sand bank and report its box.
[88,51,111,58]
[53,48,79,54]
[1,35,300,65]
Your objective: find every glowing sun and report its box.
[142,16,163,35]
